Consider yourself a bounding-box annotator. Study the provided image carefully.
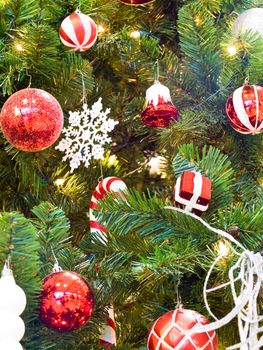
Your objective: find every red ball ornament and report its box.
[40,271,94,332]
[226,83,263,135]
[141,81,179,128]
[0,88,63,152]
[147,309,218,350]
[59,10,97,52]
[119,0,154,4]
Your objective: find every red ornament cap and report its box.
[0,88,64,152]
[226,83,263,135]
[141,81,179,128]
[40,271,94,332]
[147,308,218,350]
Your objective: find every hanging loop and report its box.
[51,247,63,272]
[154,59,160,82]
[80,70,87,104]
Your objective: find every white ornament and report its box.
[0,312,25,341]
[0,271,27,315]
[233,8,263,38]
[0,339,23,350]
[165,205,263,350]
[0,263,26,347]
[56,98,119,172]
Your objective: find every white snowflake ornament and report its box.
[56,98,118,172]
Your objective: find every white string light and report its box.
[130,30,141,39]
[227,45,238,56]
[164,206,263,350]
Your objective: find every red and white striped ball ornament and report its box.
[226,83,263,135]
[147,308,218,350]
[59,10,97,52]
[89,177,127,242]
[119,0,154,5]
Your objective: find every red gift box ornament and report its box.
[174,171,211,216]
[141,81,179,128]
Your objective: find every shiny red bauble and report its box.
[119,0,154,5]
[226,83,263,135]
[0,88,64,152]
[147,309,218,350]
[40,271,94,332]
[141,81,179,128]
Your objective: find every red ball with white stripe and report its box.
[226,83,263,135]
[147,308,218,350]
[59,10,97,52]
[89,177,127,241]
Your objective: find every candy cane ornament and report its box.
[89,177,127,348]
[89,176,127,243]
[99,305,117,349]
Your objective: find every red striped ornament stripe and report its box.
[59,11,97,52]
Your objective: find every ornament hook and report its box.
[26,69,32,88]
[51,247,63,272]
[2,255,13,277]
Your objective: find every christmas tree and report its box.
[0,0,262,349]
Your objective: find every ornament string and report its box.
[164,206,263,350]
[80,70,87,104]
[98,161,104,182]
[154,60,160,82]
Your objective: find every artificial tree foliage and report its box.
[0,0,262,349]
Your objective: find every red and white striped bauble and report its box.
[89,177,127,242]
[59,10,97,52]
[226,83,263,135]
[99,305,117,348]
[147,309,218,350]
[119,0,154,5]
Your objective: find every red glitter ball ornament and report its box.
[0,88,64,152]
[141,81,179,128]
[119,0,153,4]
[226,83,263,135]
[147,308,218,350]
[40,271,94,333]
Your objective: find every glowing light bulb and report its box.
[54,178,65,186]
[227,45,237,56]
[217,240,230,257]
[148,156,167,177]
[130,30,141,39]
[108,154,117,166]
[16,43,24,51]
[194,16,202,26]
[97,25,105,34]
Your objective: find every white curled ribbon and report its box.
[164,206,263,350]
